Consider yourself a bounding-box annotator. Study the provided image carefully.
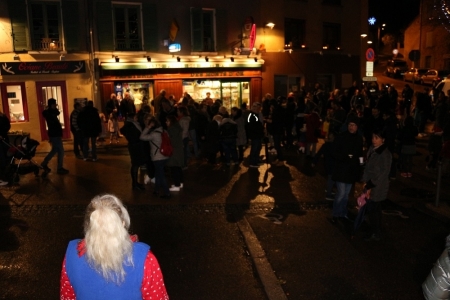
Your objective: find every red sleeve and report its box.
[141,251,169,300]
[60,256,76,300]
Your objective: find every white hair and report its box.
[83,194,133,284]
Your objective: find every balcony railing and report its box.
[33,38,63,51]
[115,38,142,51]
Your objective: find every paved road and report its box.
[0,147,449,299]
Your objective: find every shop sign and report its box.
[0,61,86,75]
[101,62,262,70]
[100,70,262,81]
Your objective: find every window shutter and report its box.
[62,0,80,51]
[96,1,114,51]
[7,0,29,51]
[191,8,203,52]
[215,9,227,52]
[142,3,158,51]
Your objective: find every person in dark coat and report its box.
[304,110,322,157]
[246,102,264,167]
[119,92,136,119]
[166,115,184,191]
[219,117,239,165]
[362,129,392,241]
[119,113,147,190]
[78,101,102,161]
[331,114,363,222]
[398,116,418,177]
[312,132,335,201]
[382,111,399,179]
[41,98,69,175]
[0,111,11,184]
[70,102,83,159]
[205,115,222,165]
[105,93,119,117]
[196,104,210,156]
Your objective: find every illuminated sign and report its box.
[101,61,263,70]
[0,61,86,75]
[168,43,181,52]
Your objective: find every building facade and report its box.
[0,0,367,141]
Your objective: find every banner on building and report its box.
[0,61,86,75]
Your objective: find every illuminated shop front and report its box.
[98,59,263,114]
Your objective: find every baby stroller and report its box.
[3,136,43,183]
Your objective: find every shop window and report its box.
[0,83,29,123]
[113,4,142,51]
[191,8,216,53]
[285,18,306,49]
[323,22,341,50]
[29,2,63,51]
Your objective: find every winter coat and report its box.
[78,106,102,138]
[234,116,247,146]
[332,130,364,183]
[220,118,238,141]
[120,119,147,166]
[204,120,220,154]
[305,112,321,143]
[245,112,264,140]
[423,235,450,300]
[167,123,184,167]
[178,116,191,139]
[42,108,62,137]
[313,141,334,175]
[362,143,392,202]
[140,126,168,161]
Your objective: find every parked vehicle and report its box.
[403,68,429,83]
[386,59,409,78]
[420,69,450,87]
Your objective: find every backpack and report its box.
[152,130,173,157]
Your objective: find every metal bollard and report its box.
[435,161,443,207]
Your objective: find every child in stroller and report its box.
[4,136,43,183]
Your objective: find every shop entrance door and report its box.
[36,81,71,140]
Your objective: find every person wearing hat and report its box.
[330,113,363,223]
[41,98,69,175]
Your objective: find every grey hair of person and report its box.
[83,194,133,284]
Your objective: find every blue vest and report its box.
[65,239,150,300]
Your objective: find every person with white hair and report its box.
[60,194,168,299]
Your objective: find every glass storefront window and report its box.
[0,83,29,122]
[182,80,250,113]
[114,82,153,111]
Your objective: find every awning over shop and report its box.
[101,61,264,70]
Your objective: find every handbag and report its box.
[357,190,368,208]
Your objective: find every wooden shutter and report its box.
[215,9,227,52]
[100,82,115,113]
[191,8,203,52]
[62,0,80,51]
[96,1,114,51]
[142,3,158,51]
[7,0,29,51]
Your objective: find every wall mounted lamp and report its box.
[59,54,65,61]
[13,54,19,60]
[177,56,180,62]
[265,22,275,29]
[147,56,151,62]
[230,57,234,62]
[115,56,120,62]
[254,58,258,62]
[205,56,209,62]
[360,33,368,38]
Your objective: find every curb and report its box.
[237,216,288,300]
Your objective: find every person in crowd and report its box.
[364,107,385,148]
[119,113,147,191]
[137,105,152,128]
[219,116,239,166]
[284,95,296,149]
[140,117,171,198]
[187,102,200,158]
[402,84,414,117]
[105,93,119,117]
[312,132,336,201]
[158,99,177,130]
[361,129,392,242]
[246,102,264,168]
[382,110,399,179]
[196,103,210,156]
[414,90,432,136]
[329,101,346,135]
[209,100,222,119]
[204,115,223,165]
[350,89,365,110]
[218,106,230,118]
[304,108,322,158]
[166,115,184,192]
[177,106,191,168]
[152,89,167,116]
[231,107,247,162]
[108,112,119,144]
[387,85,398,114]
[60,194,168,300]
[78,101,102,162]
[398,115,418,178]
[339,89,351,113]
[265,99,284,164]
[41,98,69,175]
[331,114,363,223]
[120,92,136,120]
[423,234,450,299]
[202,92,213,106]
[70,102,83,159]
[432,91,448,133]
[0,110,11,185]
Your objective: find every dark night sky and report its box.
[369,0,421,32]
